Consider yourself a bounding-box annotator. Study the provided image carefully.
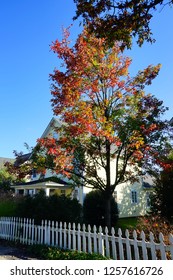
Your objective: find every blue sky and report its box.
[0,1,173,158]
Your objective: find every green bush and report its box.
[83,190,118,227]
[150,169,173,222]
[15,191,82,224]
[0,192,20,217]
[28,244,109,260]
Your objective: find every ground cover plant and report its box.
[28,244,109,260]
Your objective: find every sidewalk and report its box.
[0,243,38,260]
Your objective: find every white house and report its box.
[12,117,154,218]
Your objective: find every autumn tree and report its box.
[73,0,173,48]
[39,28,171,228]
[4,150,33,182]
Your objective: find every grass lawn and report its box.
[116,217,138,230]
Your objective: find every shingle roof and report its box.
[14,153,32,167]
[14,176,71,186]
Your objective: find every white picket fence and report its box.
[0,216,173,260]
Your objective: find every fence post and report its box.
[68,223,71,250]
[59,222,63,248]
[82,224,86,253]
[55,221,59,247]
[72,223,76,250]
[105,227,110,258]
[149,232,157,260]
[111,227,117,260]
[31,219,34,245]
[169,234,173,259]
[118,228,124,260]
[141,231,148,260]
[159,233,167,260]
[63,222,67,249]
[93,225,98,254]
[133,230,140,260]
[47,221,51,246]
[125,229,132,260]
[77,224,81,252]
[51,221,55,247]
[22,218,26,244]
[98,226,104,256]
[44,220,47,245]
[87,225,92,253]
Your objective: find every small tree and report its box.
[0,167,16,193]
[150,163,173,221]
[38,28,171,229]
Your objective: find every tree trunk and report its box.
[105,195,112,231]
[105,138,112,230]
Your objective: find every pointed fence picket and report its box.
[0,216,173,260]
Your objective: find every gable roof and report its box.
[41,117,62,138]
[14,153,32,167]
[14,176,71,186]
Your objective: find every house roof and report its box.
[41,117,62,138]
[143,181,153,189]
[142,175,154,189]
[12,176,71,188]
[14,153,32,167]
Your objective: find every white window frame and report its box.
[146,192,151,207]
[131,190,138,204]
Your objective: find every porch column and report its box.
[45,188,50,196]
[33,189,36,195]
[15,189,19,195]
[79,186,84,205]
[24,189,28,196]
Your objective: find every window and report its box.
[53,132,58,139]
[73,189,78,199]
[60,190,66,196]
[32,169,37,178]
[146,192,151,207]
[131,190,138,204]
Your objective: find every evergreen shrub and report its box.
[83,190,119,227]
[15,190,82,224]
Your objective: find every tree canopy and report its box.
[38,27,171,227]
[0,167,16,192]
[74,0,172,48]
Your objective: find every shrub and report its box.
[28,244,109,260]
[136,215,173,244]
[135,215,173,259]
[149,169,173,222]
[83,190,118,227]
[15,191,82,224]
[0,192,20,217]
